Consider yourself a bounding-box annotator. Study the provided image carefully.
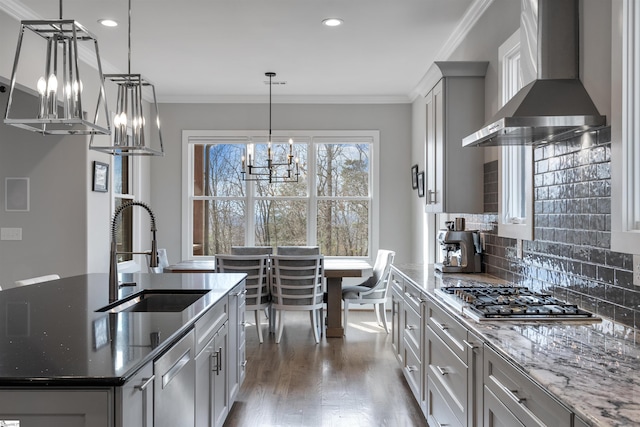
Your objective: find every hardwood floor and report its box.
[224,310,427,427]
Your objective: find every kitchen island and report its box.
[0,272,246,426]
[392,264,639,427]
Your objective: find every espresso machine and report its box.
[435,219,482,273]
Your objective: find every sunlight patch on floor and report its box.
[347,321,386,334]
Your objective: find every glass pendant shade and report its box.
[4,20,111,135]
[89,0,163,156]
[89,74,164,156]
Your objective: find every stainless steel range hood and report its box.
[462,0,606,147]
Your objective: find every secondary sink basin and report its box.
[97,289,209,313]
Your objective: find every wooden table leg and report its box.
[325,276,344,338]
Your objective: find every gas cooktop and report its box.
[435,286,597,321]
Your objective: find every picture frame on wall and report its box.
[417,171,425,197]
[411,164,419,189]
[92,161,109,192]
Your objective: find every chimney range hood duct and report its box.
[462,0,606,147]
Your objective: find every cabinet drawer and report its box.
[427,325,467,425]
[427,302,468,361]
[403,282,425,314]
[403,337,422,402]
[403,304,421,351]
[195,300,228,355]
[426,376,464,427]
[484,346,571,427]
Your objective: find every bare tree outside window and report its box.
[188,135,372,258]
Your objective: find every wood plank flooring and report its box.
[224,310,427,427]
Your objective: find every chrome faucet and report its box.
[108,201,158,302]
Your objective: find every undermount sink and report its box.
[97,289,209,313]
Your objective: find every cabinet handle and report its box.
[435,322,449,331]
[406,365,418,373]
[241,360,248,368]
[463,340,478,350]
[217,347,223,374]
[212,350,220,374]
[135,375,155,391]
[241,289,248,295]
[406,325,417,331]
[436,366,448,376]
[509,389,526,404]
[427,189,437,204]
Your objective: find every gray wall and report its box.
[150,102,413,264]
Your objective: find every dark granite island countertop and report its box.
[0,272,245,387]
[393,263,640,427]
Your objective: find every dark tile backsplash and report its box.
[464,127,640,330]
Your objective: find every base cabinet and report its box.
[196,321,229,427]
[118,362,154,427]
[484,346,571,427]
[0,389,111,426]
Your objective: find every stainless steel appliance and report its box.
[462,0,606,147]
[435,229,482,273]
[435,286,596,321]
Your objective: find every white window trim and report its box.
[111,155,145,266]
[497,30,534,241]
[612,0,640,254]
[181,130,380,262]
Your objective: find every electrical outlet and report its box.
[634,255,640,286]
[0,227,22,240]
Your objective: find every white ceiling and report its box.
[1,0,482,103]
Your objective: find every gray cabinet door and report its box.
[227,282,246,403]
[212,322,229,427]
[118,362,154,427]
[0,389,111,426]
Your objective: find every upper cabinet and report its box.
[612,0,640,254]
[424,62,488,214]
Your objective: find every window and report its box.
[498,30,534,241]
[112,154,134,262]
[612,0,640,253]
[182,130,378,259]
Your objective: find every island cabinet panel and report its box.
[117,362,154,427]
[195,320,229,427]
[0,389,111,426]
[484,346,572,427]
[228,282,247,403]
[390,270,405,364]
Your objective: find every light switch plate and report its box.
[1,227,22,240]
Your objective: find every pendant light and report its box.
[3,0,111,135]
[241,72,299,183]
[89,0,164,156]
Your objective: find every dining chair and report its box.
[117,260,141,273]
[215,254,271,343]
[270,254,324,344]
[276,246,320,255]
[231,246,273,255]
[15,274,60,287]
[147,248,169,273]
[341,249,396,334]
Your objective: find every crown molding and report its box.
[409,0,495,102]
[157,94,412,105]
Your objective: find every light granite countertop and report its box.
[393,263,640,427]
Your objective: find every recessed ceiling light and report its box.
[98,19,118,27]
[322,18,343,27]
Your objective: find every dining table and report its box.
[164,257,373,338]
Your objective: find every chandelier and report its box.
[241,72,299,183]
[3,0,111,135]
[89,0,164,156]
